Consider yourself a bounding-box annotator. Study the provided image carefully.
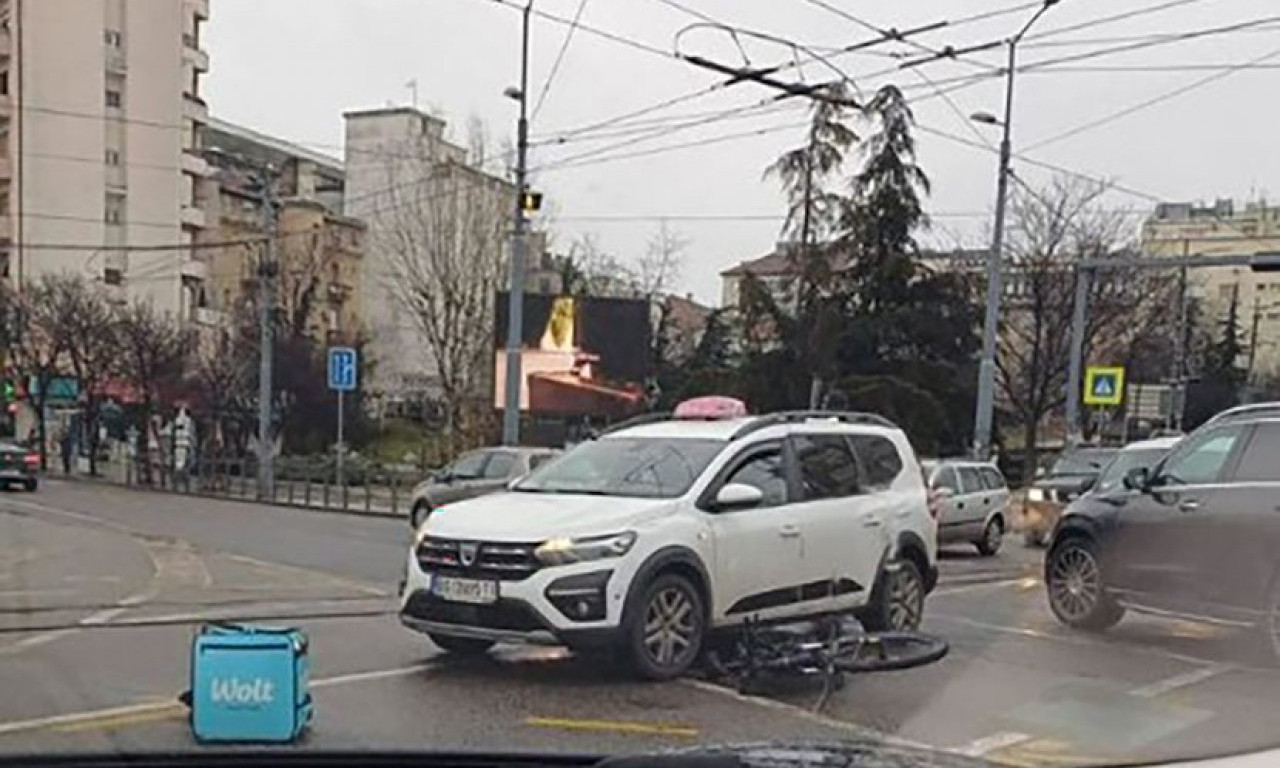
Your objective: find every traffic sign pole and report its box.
[336,389,345,494]
[327,347,358,495]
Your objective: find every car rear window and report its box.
[980,467,1006,490]
[850,434,903,490]
[957,466,984,494]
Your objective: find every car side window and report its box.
[957,466,984,494]
[793,434,861,500]
[528,453,555,471]
[934,466,960,493]
[1156,426,1244,486]
[450,452,488,479]
[722,447,788,508]
[483,453,516,479]
[980,467,1006,490]
[850,435,903,490]
[1230,423,1280,482]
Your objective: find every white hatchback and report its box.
[400,404,938,680]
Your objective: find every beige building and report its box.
[1143,199,1280,380]
[2,0,213,319]
[342,106,513,403]
[201,118,365,346]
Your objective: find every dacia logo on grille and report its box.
[459,542,479,567]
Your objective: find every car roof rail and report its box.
[1204,402,1280,426]
[730,410,899,441]
[597,412,673,437]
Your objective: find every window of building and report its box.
[104,29,122,47]
[103,268,123,286]
[104,195,125,224]
[105,89,122,108]
[1219,285,1235,301]
[105,149,120,166]
[0,70,8,97]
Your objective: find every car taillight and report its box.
[23,453,39,467]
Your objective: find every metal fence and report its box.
[116,452,421,518]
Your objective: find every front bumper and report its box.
[398,551,629,650]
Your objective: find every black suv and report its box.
[1044,405,1280,659]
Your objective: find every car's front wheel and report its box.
[428,633,495,655]
[861,559,925,632]
[1046,536,1124,631]
[410,500,431,529]
[624,572,705,681]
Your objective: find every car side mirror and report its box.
[1122,466,1149,491]
[713,483,764,511]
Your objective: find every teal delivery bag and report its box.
[189,623,312,743]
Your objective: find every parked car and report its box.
[1045,406,1280,660]
[1019,446,1118,547]
[922,459,1009,556]
[408,446,560,528]
[399,401,938,680]
[0,441,39,491]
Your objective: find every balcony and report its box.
[0,156,10,180]
[0,28,11,57]
[181,151,211,177]
[105,48,126,73]
[189,0,209,20]
[0,215,11,240]
[180,204,207,229]
[182,40,209,73]
[193,306,223,327]
[182,94,208,125]
[179,257,208,282]
[0,94,11,121]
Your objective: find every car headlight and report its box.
[535,531,636,566]
[1027,488,1045,502]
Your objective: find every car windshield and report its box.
[1094,447,1170,492]
[1051,449,1118,476]
[513,437,724,498]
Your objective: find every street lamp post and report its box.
[501,1,532,447]
[970,0,1059,461]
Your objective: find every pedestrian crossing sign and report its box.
[1084,366,1125,406]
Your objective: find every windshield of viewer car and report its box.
[514,437,724,498]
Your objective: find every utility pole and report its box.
[501,0,532,446]
[970,0,1059,460]
[1065,265,1090,447]
[1172,251,1188,430]
[257,171,278,499]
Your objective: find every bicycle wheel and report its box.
[832,631,949,674]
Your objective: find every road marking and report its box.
[526,717,698,738]
[0,661,440,736]
[225,553,389,597]
[957,731,1032,757]
[1130,664,1233,698]
[934,577,1030,595]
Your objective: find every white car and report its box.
[922,459,1010,556]
[399,399,938,680]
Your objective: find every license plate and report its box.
[431,576,498,605]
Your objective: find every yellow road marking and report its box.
[525,716,698,738]
[54,706,185,733]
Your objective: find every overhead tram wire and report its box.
[529,0,590,122]
[1024,43,1280,152]
[1023,0,1214,42]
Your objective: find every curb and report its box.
[46,474,407,522]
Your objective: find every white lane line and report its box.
[933,577,1030,596]
[0,661,440,736]
[1130,664,1234,698]
[957,731,1032,757]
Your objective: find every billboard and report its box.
[494,293,650,419]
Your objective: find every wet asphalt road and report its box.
[1,480,1278,766]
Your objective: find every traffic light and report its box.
[520,190,543,213]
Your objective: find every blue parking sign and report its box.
[327,347,358,392]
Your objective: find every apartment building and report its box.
[1143,199,1280,379]
[343,106,514,403]
[1,0,212,318]
[201,117,365,345]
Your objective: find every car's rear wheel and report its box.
[624,572,705,681]
[1046,537,1123,631]
[861,559,925,632]
[975,517,1003,556]
[428,633,495,655]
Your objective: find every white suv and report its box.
[399,404,938,680]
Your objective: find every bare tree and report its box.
[378,125,509,449]
[1,275,73,468]
[193,320,256,458]
[116,301,195,479]
[637,222,687,302]
[56,277,120,475]
[995,176,1173,479]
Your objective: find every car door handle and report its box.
[778,524,801,538]
[1179,499,1200,513]
[862,517,883,528]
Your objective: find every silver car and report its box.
[408,446,560,528]
[923,459,1010,556]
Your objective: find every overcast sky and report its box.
[204,0,1280,305]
